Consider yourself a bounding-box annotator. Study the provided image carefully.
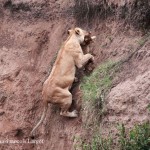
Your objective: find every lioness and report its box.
[31,28,95,135]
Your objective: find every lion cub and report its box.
[31,28,95,135]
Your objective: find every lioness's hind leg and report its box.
[59,94,78,118]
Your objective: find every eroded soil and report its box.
[0,0,150,150]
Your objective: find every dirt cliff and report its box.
[0,0,150,150]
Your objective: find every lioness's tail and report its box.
[30,102,48,135]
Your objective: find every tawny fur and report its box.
[31,28,95,135]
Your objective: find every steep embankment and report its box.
[0,0,150,150]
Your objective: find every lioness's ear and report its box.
[67,29,72,34]
[75,28,80,35]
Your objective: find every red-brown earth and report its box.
[0,0,150,150]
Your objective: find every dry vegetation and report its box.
[74,0,150,29]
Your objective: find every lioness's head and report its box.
[68,27,96,44]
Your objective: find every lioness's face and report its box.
[74,27,91,44]
[68,28,96,44]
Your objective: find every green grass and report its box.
[80,60,120,135]
[74,134,113,150]
[80,60,150,150]
[81,60,119,104]
[74,122,150,150]
[137,33,150,47]
[83,135,113,150]
[118,122,150,150]
[147,104,150,112]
